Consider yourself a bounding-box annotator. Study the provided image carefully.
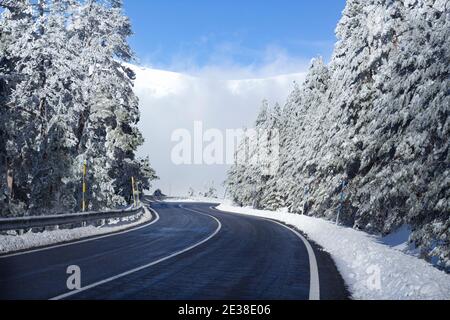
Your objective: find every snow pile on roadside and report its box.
[0,208,152,255]
[217,204,450,300]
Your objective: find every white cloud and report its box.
[137,41,311,80]
[131,62,306,196]
[180,46,310,80]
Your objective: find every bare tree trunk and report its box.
[38,0,47,124]
[38,0,45,33]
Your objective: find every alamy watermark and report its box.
[366,265,382,292]
[171,121,280,175]
[66,265,81,290]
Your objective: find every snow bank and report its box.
[216,204,450,300]
[0,208,153,255]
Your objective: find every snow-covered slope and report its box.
[130,64,305,196]
[132,67,195,98]
[216,204,450,300]
[132,66,303,99]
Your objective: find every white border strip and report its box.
[211,205,320,300]
[50,206,222,300]
[0,207,160,259]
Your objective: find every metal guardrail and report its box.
[0,206,145,232]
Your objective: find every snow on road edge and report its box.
[217,204,450,300]
[0,207,152,255]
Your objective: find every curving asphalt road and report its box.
[0,200,348,300]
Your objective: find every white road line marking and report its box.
[267,220,320,300]
[210,205,320,301]
[0,207,160,259]
[50,206,222,300]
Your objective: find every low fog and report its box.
[132,65,305,196]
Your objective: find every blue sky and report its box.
[123,0,346,76]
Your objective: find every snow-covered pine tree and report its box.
[226,99,282,209]
[71,0,154,210]
[351,0,450,266]
[0,0,157,216]
[0,0,80,215]
[322,0,449,266]
[276,58,330,214]
[257,102,284,210]
[0,0,32,216]
[203,181,218,199]
[225,0,449,270]
[225,155,246,206]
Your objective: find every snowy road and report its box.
[0,200,348,300]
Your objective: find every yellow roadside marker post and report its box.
[82,160,87,212]
[136,181,141,206]
[131,176,137,208]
